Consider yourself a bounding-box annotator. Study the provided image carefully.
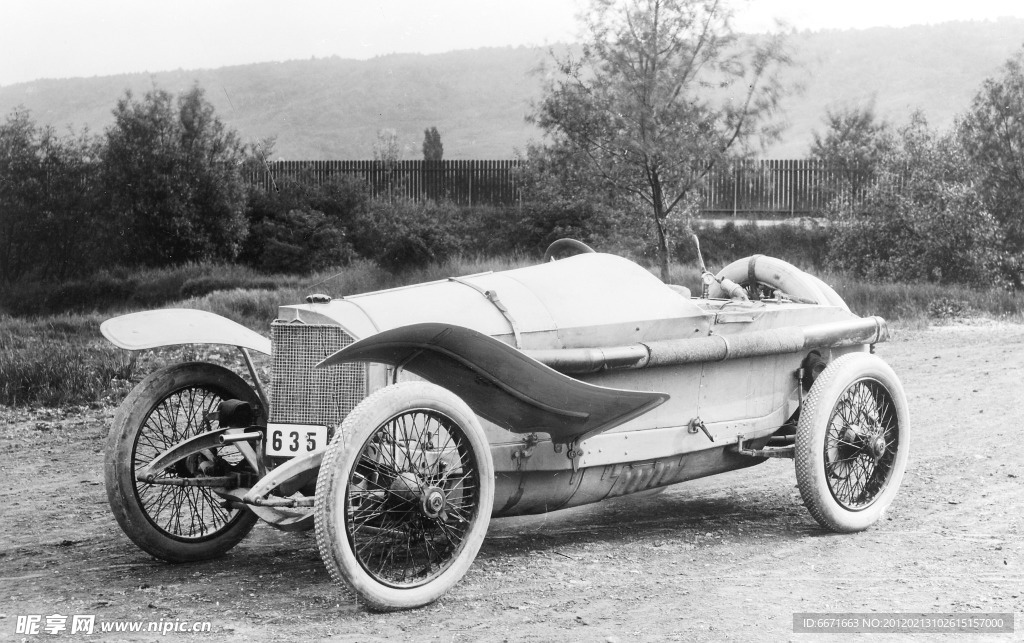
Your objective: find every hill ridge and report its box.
[3,19,1023,159]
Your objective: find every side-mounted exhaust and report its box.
[526,316,888,374]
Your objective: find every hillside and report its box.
[2,19,1023,159]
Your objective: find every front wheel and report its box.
[315,382,494,611]
[104,362,261,562]
[795,353,910,532]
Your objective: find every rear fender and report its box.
[101,309,271,355]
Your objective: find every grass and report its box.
[2,255,1022,407]
[0,262,311,317]
[823,273,1024,324]
[0,314,137,407]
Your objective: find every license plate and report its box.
[266,423,328,457]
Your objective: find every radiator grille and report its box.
[270,322,366,425]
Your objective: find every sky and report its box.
[2,0,1024,87]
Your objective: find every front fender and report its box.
[101,309,271,355]
[318,322,668,445]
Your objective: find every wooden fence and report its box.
[249,159,871,216]
[250,160,522,207]
[702,159,872,217]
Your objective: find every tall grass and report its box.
[825,273,1024,322]
[0,262,311,317]
[0,314,137,407]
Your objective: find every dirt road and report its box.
[1,323,1021,641]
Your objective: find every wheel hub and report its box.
[869,435,887,461]
[421,486,446,519]
[388,474,448,518]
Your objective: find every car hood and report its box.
[276,253,708,350]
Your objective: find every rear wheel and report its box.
[795,353,910,532]
[105,362,261,562]
[315,382,494,611]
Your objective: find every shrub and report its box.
[352,200,466,271]
[828,182,1005,285]
[926,297,974,319]
[672,221,830,271]
[502,199,618,256]
[254,208,355,274]
[242,173,368,270]
[826,113,1008,286]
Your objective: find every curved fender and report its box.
[101,309,271,355]
[318,322,669,445]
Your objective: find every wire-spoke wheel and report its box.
[795,353,910,532]
[315,381,494,611]
[105,362,261,562]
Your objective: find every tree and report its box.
[959,45,1024,251]
[810,101,893,177]
[0,109,41,282]
[101,84,248,266]
[532,0,791,279]
[0,109,104,283]
[373,128,400,166]
[827,112,1006,286]
[422,126,443,161]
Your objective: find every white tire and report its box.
[105,362,260,562]
[314,381,494,611]
[795,353,910,532]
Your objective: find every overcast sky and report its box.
[2,0,1024,87]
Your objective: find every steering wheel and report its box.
[542,238,596,262]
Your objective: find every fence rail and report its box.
[249,159,871,216]
[250,160,522,207]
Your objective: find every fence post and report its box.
[732,162,738,218]
[789,159,795,217]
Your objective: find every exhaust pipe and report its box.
[526,316,888,374]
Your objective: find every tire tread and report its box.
[795,352,910,533]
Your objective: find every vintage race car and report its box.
[100,241,909,611]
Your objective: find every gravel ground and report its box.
[1,322,1021,641]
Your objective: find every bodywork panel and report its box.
[278,253,708,349]
[101,309,272,355]
[318,322,669,444]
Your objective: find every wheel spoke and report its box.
[823,378,900,510]
[345,408,480,588]
[130,383,247,541]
